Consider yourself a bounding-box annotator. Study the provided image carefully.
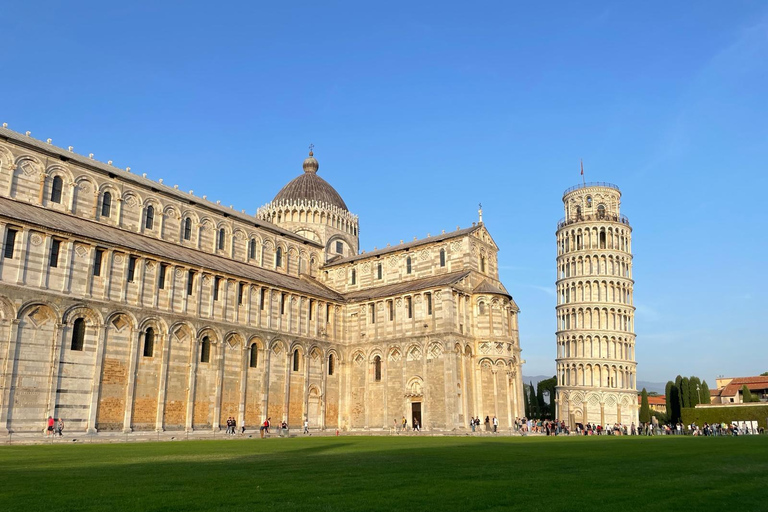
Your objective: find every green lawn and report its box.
[1,435,766,511]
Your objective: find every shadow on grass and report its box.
[1,436,766,512]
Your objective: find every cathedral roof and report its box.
[322,225,482,267]
[272,151,348,211]
[0,126,321,248]
[0,197,343,301]
[343,271,471,302]
[472,279,511,297]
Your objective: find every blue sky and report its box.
[2,2,766,384]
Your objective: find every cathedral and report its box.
[0,126,524,434]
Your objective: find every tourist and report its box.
[231,418,236,435]
[413,417,420,432]
[304,418,309,434]
[492,416,498,433]
[470,416,476,432]
[484,416,490,431]
[46,416,54,437]
[57,418,64,437]
[401,416,407,432]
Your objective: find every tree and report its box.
[689,376,701,406]
[537,376,557,420]
[741,384,755,403]
[665,381,674,420]
[761,372,768,377]
[639,388,651,423]
[674,375,684,419]
[680,377,690,409]
[523,383,531,417]
[528,382,538,417]
[670,385,681,424]
[700,381,711,404]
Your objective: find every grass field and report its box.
[1,435,766,511]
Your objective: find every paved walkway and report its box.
[2,428,530,446]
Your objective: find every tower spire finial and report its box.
[308,143,314,156]
[478,202,483,223]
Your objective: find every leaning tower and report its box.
[554,182,637,428]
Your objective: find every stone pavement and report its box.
[2,428,532,446]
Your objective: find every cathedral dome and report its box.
[272,151,348,211]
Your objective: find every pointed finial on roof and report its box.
[303,145,319,174]
[478,203,483,223]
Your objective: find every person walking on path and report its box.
[470,417,476,432]
[57,418,64,437]
[46,416,54,437]
[413,417,420,432]
[492,416,498,433]
[304,418,309,434]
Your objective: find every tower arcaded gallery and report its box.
[554,182,637,427]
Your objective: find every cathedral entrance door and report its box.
[411,402,422,430]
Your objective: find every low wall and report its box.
[682,404,768,429]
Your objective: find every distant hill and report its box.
[637,381,666,395]
[524,375,666,395]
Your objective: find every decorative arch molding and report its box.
[351,350,366,366]
[62,304,103,327]
[137,315,168,334]
[477,357,494,369]
[307,345,323,361]
[73,174,97,192]
[368,347,384,361]
[288,340,305,354]
[325,348,342,364]
[17,300,61,324]
[97,181,122,198]
[44,163,74,183]
[141,195,164,210]
[121,189,143,209]
[325,233,355,251]
[196,326,221,343]
[405,376,424,397]
[163,205,181,220]
[14,154,43,176]
[180,209,200,224]
[105,310,138,333]
[224,331,245,350]
[269,338,287,354]
[169,321,195,344]
[0,295,18,322]
[247,335,265,350]
[0,145,13,169]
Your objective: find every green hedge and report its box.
[681,405,768,429]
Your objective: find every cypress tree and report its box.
[523,383,531,417]
[742,384,754,403]
[680,377,690,409]
[529,382,538,417]
[639,388,651,423]
[700,381,711,404]
[689,376,701,406]
[665,381,674,419]
[670,385,681,423]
